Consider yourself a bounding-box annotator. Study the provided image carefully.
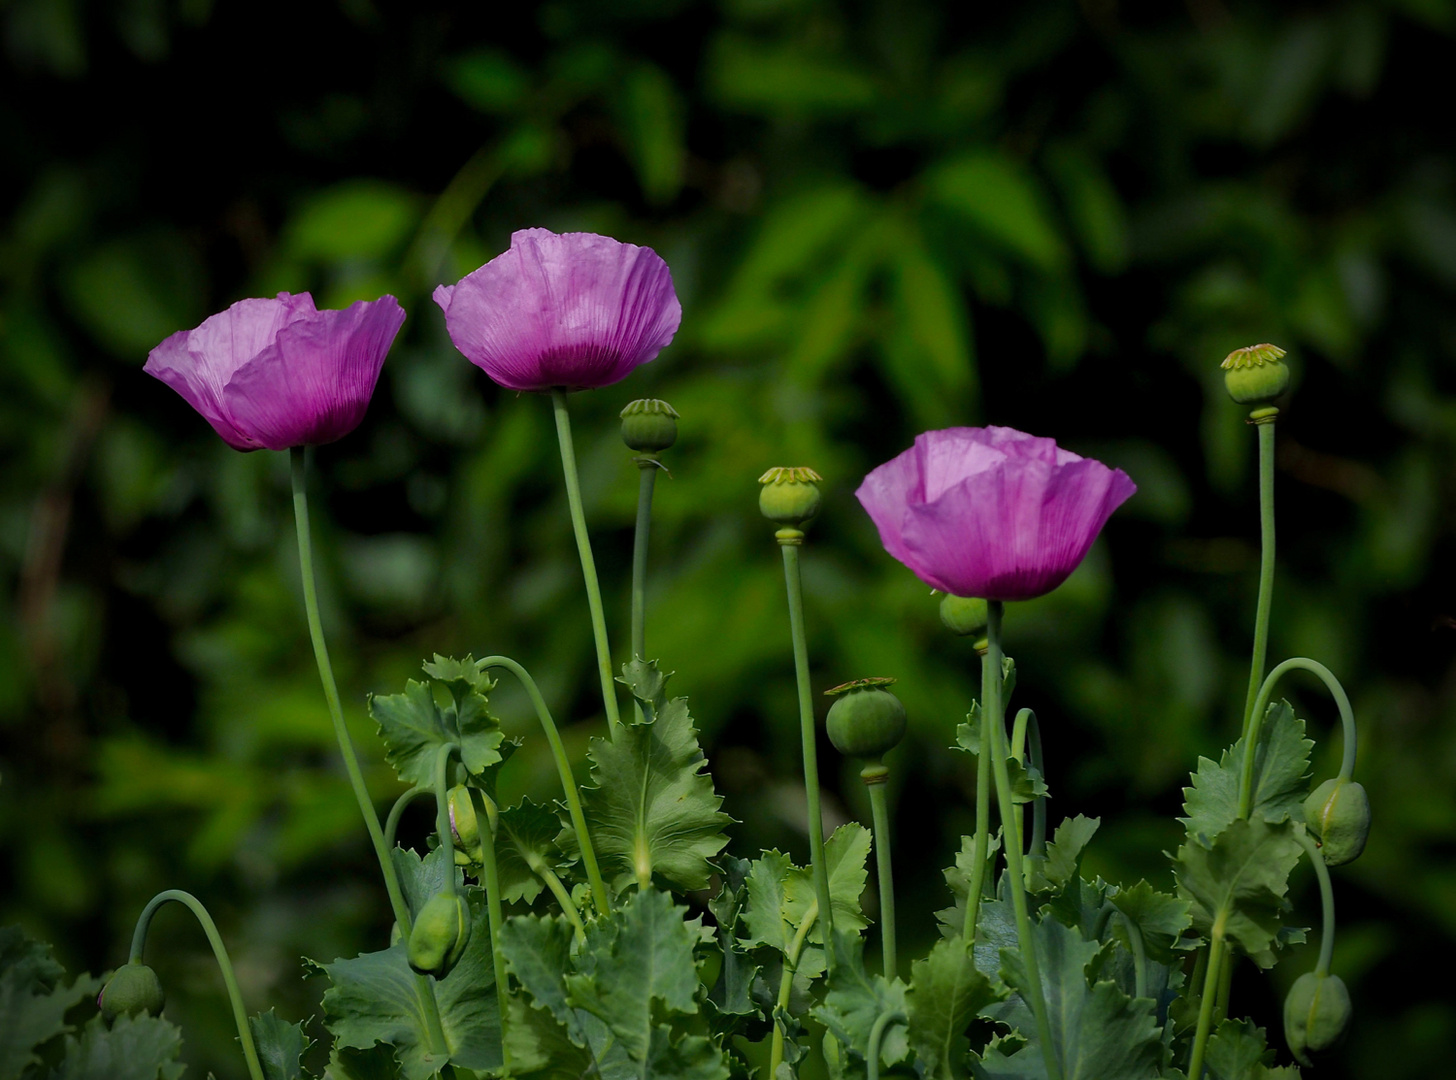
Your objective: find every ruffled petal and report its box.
[222,296,405,450]
[439,228,681,391]
[144,327,262,450]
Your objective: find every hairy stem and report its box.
[128,890,265,1080]
[985,603,1061,1080]
[778,535,835,970]
[549,389,622,730]
[476,655,610,914]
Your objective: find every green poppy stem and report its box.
[127,890,265,1080]
[962,642,994,944]
[864,766,897,977]
[1186,923,1227,1080]
[866,1009,907,1080]
[631,462,659,665]
[472,791,511,1060]
[777,533,835,972]
[985,602,1061,1080]
[289,448,447,1055]
[549,389,623,731]
[1294,828,1337,978]
[1239,657,1359,817]
[767,899,818,1080]
[386,787,431,853]
[476,655,610,915]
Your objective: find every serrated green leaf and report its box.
[50,1013,186,1080]
[934,832,1002,940]
[954,714,1045,805]
[1026,816,1099,895]
[322,1043,397,1080]
[707,858,761,1025]
[907,936,1002,1080]
[368,656,505,788]
[574,660,729,892]
[1176,818,1303,962]
[505,993,596,1080]
[499,914,591,1046]
[0,927,101,1078]
[250,1008,313,1080]
[812,934,910,1069]
[496,798,569,906]
[743,825,872,960]
[391,844,456,922]
[566,889,703,1061]
[1203,1017,1301,1080]
[978,920,1161,1080]
[1181,701,1312,844]
[311,891,500,1079]
[1109,881,1193,965]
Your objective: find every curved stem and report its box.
[1186,923,1226,1080]
[631,463,658,665]
[127,890,265,1080]
[778,537,835,971]
[1239,657,1359,818]
[477,655,610,915]
[866,772,897,977]
[535,861,588,944]
[1239,419,1278,739]
[866,1009,907,1080]
[1295,828,1337,977]
[768,900,818,1080]
[290,448,412,931]
[476,793,512,1060]
[432,745,461,893]
[386,787,431,853]
[1119,913,1149,1000]
[962,649,994,944]
[1024,710,1047,859]
[549,389,622,731]
[984,603,1061,1080]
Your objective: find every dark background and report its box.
[3,0,1454,1075]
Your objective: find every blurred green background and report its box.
[2,0,1454,1075]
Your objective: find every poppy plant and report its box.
[433,228,681,392]
[144,292,405,451]
[856,425,1136,601]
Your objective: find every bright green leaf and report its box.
[1175,818,1303,963]
[907,936,1002,1080]
[496,798,569,906]
[249,1008,313,1080]
[368,656,506,788]
[1109,881,1193,965]
[1180,701,1311,845]
[813,934,909,1069]
[1027,816,1100,895]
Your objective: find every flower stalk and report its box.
[863,764,897,977]
[961,640,995,945]
[125,890,266,1080]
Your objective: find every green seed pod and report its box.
[1303,777,1370,866]
[824,677,907,760]
[939,594,989,637]
[449,785,486,866]
[758,467,822,527]
[1284,971,1352,1066]
[98,962,165,1019]
[620,398,679,453]
[408,892,472,977]
[1221,343,1290,406]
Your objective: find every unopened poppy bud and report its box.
[759,467,822,527]
[408,892,472,977]
[1284,971,1352,1066]
[939,594,989,637]
[1221,343,1290,406]
[620,398,679,453]
[98,962,165,1018]
[1303,777,1370,866]
[449,785,486,866]
[825,678,907,760]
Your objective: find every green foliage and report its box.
[977,920,1162,1080]
[572,659,730,893]
[249,1008,313,1080]
[743,824,873,958]
[1026,816,1100,895]
[368,655,507,787]
[1176,819,1304,967]
[1202,1019,1303,1080]
[1180,702,1312,844]
[48,1014,186,1080]
[907,937,1002,1080]
[495,797,571,906]
[813,934,910,1071]
[0,928,101,1079]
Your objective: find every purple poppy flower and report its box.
[856,426,1136,601]
[144,292,405,451]
[433,228,681,392]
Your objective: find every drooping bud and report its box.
[759,467,822,527]
[939,594,989,638]
[620,398,679,453]
[408,892,472,977]
[1303,777,1370,866]
[1284,971,1352,1066]
[449,785,486,867]
[825,677,907,760]
[98,962,165,1019]
[1221,343,1290,406]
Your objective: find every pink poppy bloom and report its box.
[144,292,405,451]
[433,228,681,392]
[856,426,1136,601]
